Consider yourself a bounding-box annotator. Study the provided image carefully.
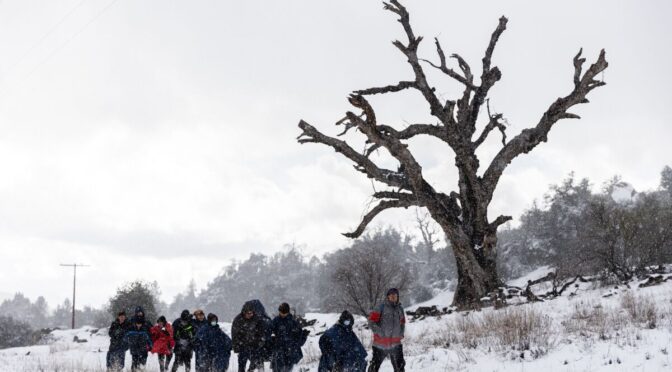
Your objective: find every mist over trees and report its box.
[498,166,672,282]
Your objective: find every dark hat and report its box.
[157,316,167,324]
[180,309,190,320]
[338,310,354,327]
[386,288,400,296]
[207,313,218,323]
[117,310,126,316]
[278,303,290,314]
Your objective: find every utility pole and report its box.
[60,263,90,329]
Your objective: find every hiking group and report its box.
[106,288,405,372]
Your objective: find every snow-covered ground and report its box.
[3,270,672,371]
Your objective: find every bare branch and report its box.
[482,49,608,196]
[473,101,507,147]
[297,120,410,189]
[377,123,448,141]
[420,38,476,89]
[488,215,513,231]
[482,16,508,73]
[355,81,416,96]
[344,199,418,238]
[372,190,417,201]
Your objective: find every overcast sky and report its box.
[0,0,670,309]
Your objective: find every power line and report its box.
[5,0,88,76]
[0,0,122,103]
[59,263,90,329]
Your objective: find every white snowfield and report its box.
[2,269,672,371]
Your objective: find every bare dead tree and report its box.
[297,0,608,309]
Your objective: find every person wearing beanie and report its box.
[106,310,130,372]
[367,288,406,372]
[318,311,367,372]
[269,303,308,372]
[194,313,232,372]
[124,318,154,372]
[171,309,196,372]
[150,315,176,372]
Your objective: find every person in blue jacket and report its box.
[318,311,367,372]
[269,303,308,372]
[125,318,154,372]
[194,313,233,372]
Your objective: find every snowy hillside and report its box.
[2,269,672,371]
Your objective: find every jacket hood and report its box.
[241,299,269,319]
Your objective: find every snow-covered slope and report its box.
[3,269,672,371]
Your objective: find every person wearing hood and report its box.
[130,306,153,335]
[194,313,233,372]
[171,310,196,372]
[367,288,406,372]
[151,315,176,372]
[106,310,131,372]
[232,301,267,372]
[269,303,308,372]
[124,317,154,372]
[318,311,367,372]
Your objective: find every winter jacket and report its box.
[108,319,130,351]
[318,323,367,372]
[194,324,232,372]
[124,328,153,355]
[150,323,175,355]
[368,300,405,350]
[269,314,306,368]
[231,301,267,353]
[173,316,196,354]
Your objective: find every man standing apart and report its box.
[367,288,405,372]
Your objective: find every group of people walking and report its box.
[106,288,406,372]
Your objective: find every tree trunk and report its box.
[449,232,501,309]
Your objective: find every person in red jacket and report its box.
[151,316,176,372]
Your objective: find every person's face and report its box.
[196,313,205,321]
[244,311,254,319]
[279,312,288,318]
[137,311,144,318]
[118,315,126,323]
[387,293,399,303]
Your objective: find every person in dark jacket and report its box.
[192,309,208,370]
[107,311,130,372]
[194,313,232,372]
[269,303,308,372]
[318,311,367,372]
[171,310,196,372]
[125,318,154,372]
[151,316,176,372]
[232,301,267,372]
[367,288,405,372]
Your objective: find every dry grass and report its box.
[443,307,556,354]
